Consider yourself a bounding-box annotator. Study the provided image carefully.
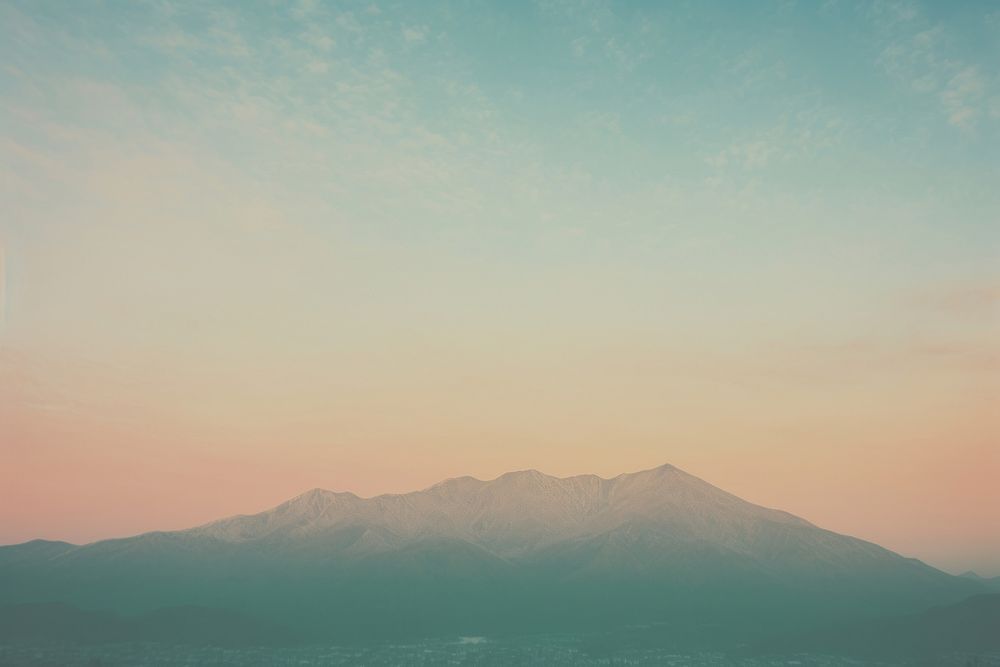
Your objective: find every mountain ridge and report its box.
[0,462,987,644]
[186,463,814,548]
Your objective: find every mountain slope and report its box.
[961,571,1000,592]
[0,463,987,644]
[186,464,812,557]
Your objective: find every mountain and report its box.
[961,571,1000,591]
[0,464,987,647]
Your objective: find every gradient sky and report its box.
[1,0,998,576]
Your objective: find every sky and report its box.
[0,0,998,576]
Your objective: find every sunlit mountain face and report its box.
[0,464,989,657]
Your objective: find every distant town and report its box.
[1,637,997,667]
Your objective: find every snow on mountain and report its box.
[176,463,884,571]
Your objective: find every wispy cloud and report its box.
[941,67,986,130]
[401,25,427,44]
[874,5,996,132]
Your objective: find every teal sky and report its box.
[4,1,998,309]
[1,1,998,575]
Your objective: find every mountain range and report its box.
[0,463,991,653]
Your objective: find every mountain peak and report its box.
[494,469,552,483]
[630,462,679,476]
[425,475,486,494]
[277,487,364,517]
[283,487,349,509]
[295,487,335,500]
[181,462,821,549]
